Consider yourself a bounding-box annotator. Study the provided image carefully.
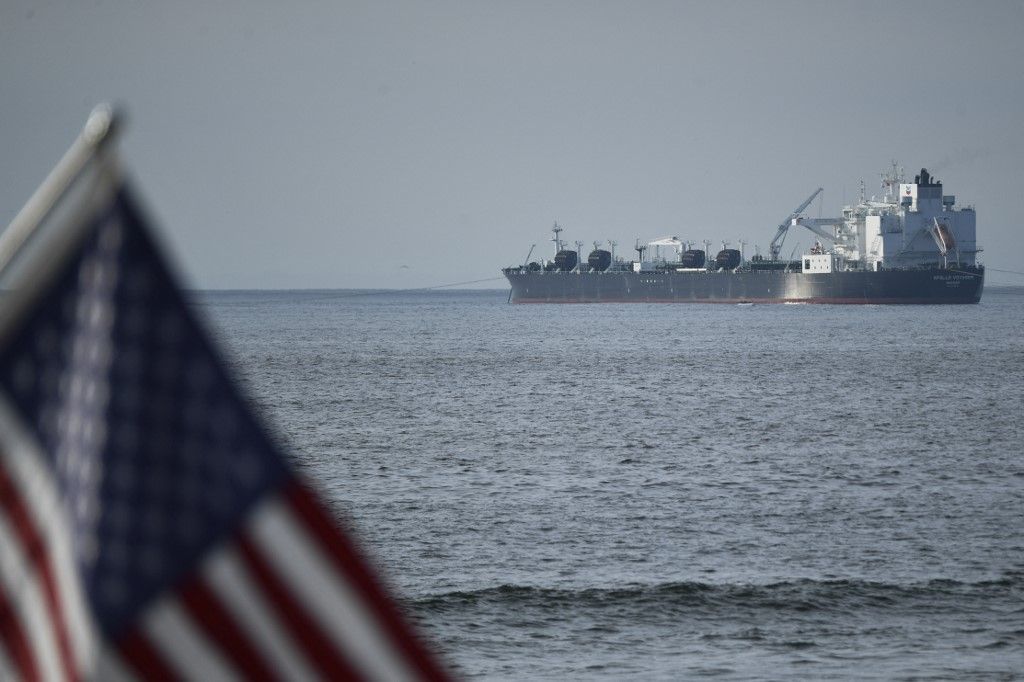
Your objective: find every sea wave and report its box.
[409,572,1024,617]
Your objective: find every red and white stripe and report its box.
[0,399,447,681]
[113,481,449,682]
[0,399,97,682]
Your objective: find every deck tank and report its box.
[555,250,579,272]
[715,249,741,270]
[680,249,706,268]
[587,249,612,271]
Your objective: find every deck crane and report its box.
[792,214,843,245]
[521,243,536,266]
[769,187,823,261]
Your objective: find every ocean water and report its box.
[194,287,1024,680]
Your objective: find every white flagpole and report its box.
[0,104,122,275]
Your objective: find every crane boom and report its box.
[769,187,823,260]
[792,217,840,244]
[522,243,535,266]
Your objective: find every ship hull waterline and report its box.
[504,268,984,304]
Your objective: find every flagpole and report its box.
[0,104,122,275]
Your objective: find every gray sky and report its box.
[3,0,1023,289]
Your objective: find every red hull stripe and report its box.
[513,297,979,304]
[0,460,76,682]
[0,582,39,682]
[180,576,277,682]
[117,627,181,682]
[283,482,449,681]
[236,533,364,680]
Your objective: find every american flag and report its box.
[0,156,449,679]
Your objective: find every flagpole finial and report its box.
[83,103,122,150]
[0,104,125,278]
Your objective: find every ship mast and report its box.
[551,222,564,254]
[880,160,904,202]
[634,238,647,261]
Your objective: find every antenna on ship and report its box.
[592,240,602,252]
[551,222,564,254]
[881,160,905,202]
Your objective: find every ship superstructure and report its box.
[771,163,978,272]
[503,164,984,304]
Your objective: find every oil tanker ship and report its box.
[503,165,984,304]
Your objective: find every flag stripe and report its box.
[0,398,95,676]
[237,534,363,680]
[0,583,40,682]
[95,646,140,682]
[284,482,446,680]
[117,628,181,682]
[0,460,76,682]
[204,548,318,682]
[0,514,59,682]
[251,497,413,681]
[0,619,17,682]
[180,576,277,682]
[142,600,239,681]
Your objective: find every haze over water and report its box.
[5,1,1024,289]
[199,288,1024,679]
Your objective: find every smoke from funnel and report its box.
[927,146,993,175]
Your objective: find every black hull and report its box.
[503,267,984,304]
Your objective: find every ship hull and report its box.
[504,267,984,304]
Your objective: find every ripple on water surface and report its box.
[198,288,1024,679]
